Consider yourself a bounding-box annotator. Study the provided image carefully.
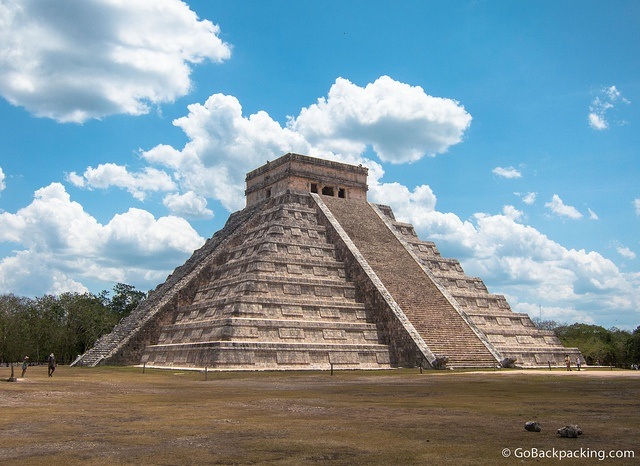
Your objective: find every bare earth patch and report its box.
[1,366,638,465]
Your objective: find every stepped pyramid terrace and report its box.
[73,153,584,370]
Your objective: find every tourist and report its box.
[564,355,571,371]
[575,357,581,371]
[21,356,29,378]
[48,353,56,377]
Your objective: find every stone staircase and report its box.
[321,197,500,368]
[72,321,129,367]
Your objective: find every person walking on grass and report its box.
[21,356,29,378]
[48,353,56,377]
[565,355,571,371]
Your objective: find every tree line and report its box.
[534,319,640,368]
[0,283,145,365]
[2,285,639,368]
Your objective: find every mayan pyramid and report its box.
[73,153,583,370]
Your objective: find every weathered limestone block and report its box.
[277,351,310,364]
[322,329,347,340]
[313,266,328,276]
[319,308,340,318]
[281,305,304,317]
[283,284,301,295]
[279,328,304,339]
[314,286,333,297]
[287,264,303,274]
[329,352,360,364]
[287,245,301,255]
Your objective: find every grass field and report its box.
[1,365,638,465]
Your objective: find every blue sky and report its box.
[0,1,638,329]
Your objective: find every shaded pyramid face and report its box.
[141,192,393,370]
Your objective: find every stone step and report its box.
[156,317,382,346]
[142,341,393,370]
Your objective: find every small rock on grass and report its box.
[525,421,541,432]
[557,425,582,438]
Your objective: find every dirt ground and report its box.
[1,365,638,465]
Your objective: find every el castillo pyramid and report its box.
[73,153,583,370]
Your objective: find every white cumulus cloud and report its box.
[369,181,439,222]
[67,163,177,201]
[634,199,640,216]
[0,0,231,122]
[502,205,523,221]
[0,250,90,296]
[545,194,583,219]
[288,76,472,164]
[163,191,214,219]
[492,166,522,179]
[0,166,5,192]
[0,182,203,295]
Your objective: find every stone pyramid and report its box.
[73,153,583,370]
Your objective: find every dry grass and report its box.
[1,365,638,465]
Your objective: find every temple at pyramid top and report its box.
[245,153,369,206]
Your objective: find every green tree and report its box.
[0,294,33,363]
[58,292,117,363]
[625,326,640,368]
[109,283,146,316]
[554,323,630,366]
[1,283,146,366]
